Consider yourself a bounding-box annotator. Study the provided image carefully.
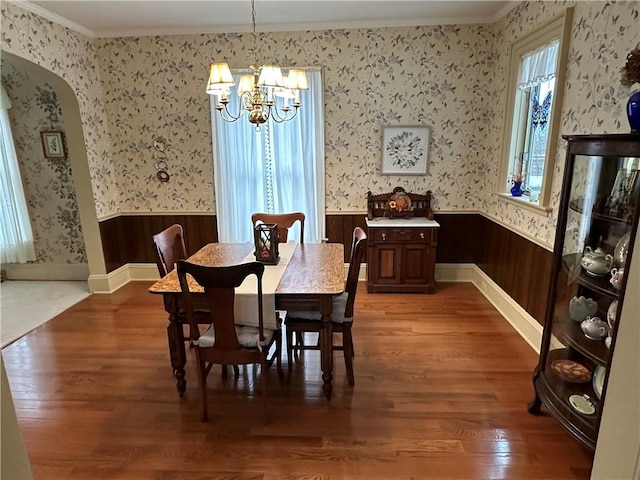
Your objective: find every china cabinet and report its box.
[365,187,439,293]
[528,134,640,450]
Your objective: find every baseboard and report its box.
[3,263,89,281]
[88,264,131,293]
[464,265,543,353]
[87,274,111,293]
[435,263,478,283]
[128,263,161,281]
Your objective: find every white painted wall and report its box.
[0,353,33,479]
[592,229,640,479]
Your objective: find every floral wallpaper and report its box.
[1,2,118,217]
[94,24,494,214]
[1,61,86,263]
[1,0,639,250]
[481,0,640,247]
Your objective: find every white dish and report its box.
[593,366,606,400]
[607,300,618,330]
[569,394,596,415]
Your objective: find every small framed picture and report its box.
[381,125,429,175]
[40,131,66,159]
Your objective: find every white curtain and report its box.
[518,40,559,90]
[212,68,324,243]
[0,83,36,264]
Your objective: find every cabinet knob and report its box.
[420,232,425,239]
[381,233,386,241]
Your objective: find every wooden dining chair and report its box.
[176,260,284,421]
[152,224,187,277]
[284,226,367,386]
[251,212,305,244]
[153,224,220,363]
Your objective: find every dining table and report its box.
[148,242,345,399]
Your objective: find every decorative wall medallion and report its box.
[153,136,168,152]
[153,135,170,183]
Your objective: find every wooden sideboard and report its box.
[366,217,439,293]
[365,187,439,293]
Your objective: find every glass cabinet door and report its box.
[530,134,640,451]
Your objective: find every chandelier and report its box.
[205,0,308,127]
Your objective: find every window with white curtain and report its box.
[211,68,324,243]
[0,83,36,264]
[500,8,573,210]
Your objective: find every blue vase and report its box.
[511,182,524,197]
[628,90,640,133]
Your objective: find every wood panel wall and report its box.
[99,214,218,273]
[99,213,553,324]
[474,215,553,323]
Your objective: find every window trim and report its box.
[499,7,573,211]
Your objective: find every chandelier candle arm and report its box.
[205,0,309,127]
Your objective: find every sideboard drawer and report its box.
[373,228,433,244]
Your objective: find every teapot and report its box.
[569,296,598,322]
[580,246,613,277]
[580,316,609,340]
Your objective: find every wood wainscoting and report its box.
[99,213,552,324]
[475,215,554,324]
[99,214,218,273]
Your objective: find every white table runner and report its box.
[234,242,296,330]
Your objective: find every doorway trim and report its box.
[1,52,108,291]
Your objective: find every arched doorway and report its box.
[1,51,106,289]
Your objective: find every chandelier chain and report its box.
[206,0,307,126]
[251,0,259,66]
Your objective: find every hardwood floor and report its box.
[2,281,593,479]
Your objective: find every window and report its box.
[0,82,36,264]
[500,7,573,210]
[211,68,324,243]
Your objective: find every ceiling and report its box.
[18,1,515,38]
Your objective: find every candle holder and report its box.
[254,223,280,265]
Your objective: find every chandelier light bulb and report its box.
[205,0,308,126]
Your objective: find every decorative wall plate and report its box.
[551,359,591,383]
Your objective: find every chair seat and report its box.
[285,293,351,324]
[283,226,366,388]
[195,324,275,349]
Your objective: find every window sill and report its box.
[496,192,553,216]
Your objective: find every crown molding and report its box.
[492,0,521,23]
[12,1,95,38]
[12,1,520,39]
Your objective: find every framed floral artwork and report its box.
[381,125,429,175]
[40,131,66,159]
